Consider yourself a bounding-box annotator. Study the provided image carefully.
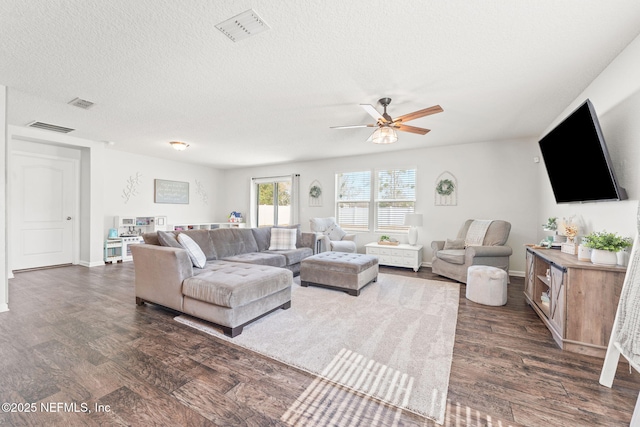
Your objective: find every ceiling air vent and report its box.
[68,97,94,109]
[215,9,270,42]
[26,121,75,134]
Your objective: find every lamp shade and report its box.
[404,213,423,227]
[370,127,398,144]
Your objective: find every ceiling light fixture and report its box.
[170,141,189,151]
[369,127,398,144]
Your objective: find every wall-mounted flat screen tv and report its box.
[538,99,627,203]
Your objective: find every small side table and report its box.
[365,242,423,272]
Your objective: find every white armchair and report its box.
[309,217,357,253]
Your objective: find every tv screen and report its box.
[538,99,627,203]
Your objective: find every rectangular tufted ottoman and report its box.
[300,252,379,296]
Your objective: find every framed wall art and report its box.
[154,179,189,204]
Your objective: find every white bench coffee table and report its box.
[365,242,423,272]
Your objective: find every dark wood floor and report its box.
[1,262,638,426]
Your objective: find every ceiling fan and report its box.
[331,98,443,144]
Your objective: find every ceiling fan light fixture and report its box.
[370,127,398,144]
[170,141,189,151]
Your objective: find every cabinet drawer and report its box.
[379,255,392,263]
[367,247,380,255]
[391,256,403,265]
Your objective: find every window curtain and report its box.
[291,174,300,225]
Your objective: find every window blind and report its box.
[336,171,371,231]
[375,169,416,232]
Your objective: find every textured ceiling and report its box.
[2,0,640,169]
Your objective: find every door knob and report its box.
[67,216,72,220]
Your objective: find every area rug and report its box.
[175,273,459,424]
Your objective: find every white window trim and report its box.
[335,167,417,233]
[250,174,299,228]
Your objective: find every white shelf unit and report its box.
[365,242,423,272]
[115,216,168,235]
[104,239,123,263]
[169,222,247,231]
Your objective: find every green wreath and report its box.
[436,179,455,196]
[309,185,322,199]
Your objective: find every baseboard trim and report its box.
[421,262,524,278]
[79,260,106,268]
[0,304,9,313]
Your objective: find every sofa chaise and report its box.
[131,226,316,337]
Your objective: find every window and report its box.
[336,171,371,231]
[376,169,416,232]
[252,175,299,227]
[336,168,416,232]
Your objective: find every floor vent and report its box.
[68,97,94,109]
[26,121,75,133]
[215,9,270,42]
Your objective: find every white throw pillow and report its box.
[269,227,297,250]
[177,233,207,268]
[325,223,347,241]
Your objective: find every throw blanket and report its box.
[612,203,640,365]
[465,220,493,247]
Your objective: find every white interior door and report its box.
[11,153,76,270]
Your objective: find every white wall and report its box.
[219,137,540,275]
[8,126,106,267]
[103,149,223,232]
[537,34,640,242]
[5,126,223,273]
[0,85,8,312]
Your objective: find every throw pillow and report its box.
[269,227,297,251]
[157,230,182,248]
[325,223,347,241]
[443,238,465,250]
[177,233,207,268]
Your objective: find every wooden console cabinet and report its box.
[525,247,626,357]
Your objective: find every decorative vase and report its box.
[590,249,617,266]
[577,244,592,262]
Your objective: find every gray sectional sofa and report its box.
[131,226,316,337]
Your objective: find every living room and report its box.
[2,2,640,425]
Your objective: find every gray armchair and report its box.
[309,217,357,253]
[431,219,512,283]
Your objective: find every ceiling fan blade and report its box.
[330,124,376,129]
[360,104,388,123]
[395,124,431,135]
[393,105,443,123]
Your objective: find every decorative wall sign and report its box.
[195,179,208,205]
[122,172,142,204]
[154,179,189,204]
[308,180,323,207]
[435,171,457,206]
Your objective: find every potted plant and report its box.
[542,217,558,231]
[582,231,632,266]
[378,235,398,246]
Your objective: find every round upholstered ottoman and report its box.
[466,265,508,306]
